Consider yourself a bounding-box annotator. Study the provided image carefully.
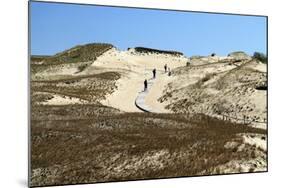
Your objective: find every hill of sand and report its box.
[77,48,267,130]
[78,47,188,112]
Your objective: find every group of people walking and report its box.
[143,64,172,91]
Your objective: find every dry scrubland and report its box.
[160,58,267,128]
[30,43,267,187]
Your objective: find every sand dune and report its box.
[86,48,266,131]
[90,48,188,112]
[32,47,266,129]
[30,44,267,186]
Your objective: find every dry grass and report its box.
[31,106,266,187]
[192,73,217,89]
[31,72,120,103]
[160,60,267,122]
[31,55,51,63]
[43,43,113,64]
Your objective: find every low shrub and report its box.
[253,52,267,64]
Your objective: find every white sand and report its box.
[101,71,144,112]
[41,94,85,105]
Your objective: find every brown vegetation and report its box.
[43,43,114,64]
[134,47,184,56]
[159,60,267,125]
[31,72,120,104]
[31,108,266,187]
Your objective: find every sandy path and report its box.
[102,69,174,113]
[135,71,173,113]
[101,71,143,112]
[143,72,172,113]
[135,78,157,112]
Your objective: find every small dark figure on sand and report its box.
[144,79,148,91]
[168,68,171,76]
[152,68,156,79]
[164,64,167,73]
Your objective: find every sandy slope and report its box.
[89,48,187,112]
[159,59,267,129]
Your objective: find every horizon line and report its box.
[30,42,266,57]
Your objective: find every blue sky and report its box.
[30,1,267,56]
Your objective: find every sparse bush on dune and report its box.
[190,55,204,60]
[191,73,217,89]
[227,51,251,60]
[133,47,184,56]
[201,73,216,82]
[255,81,267,90]
[253,52,267,64]
[228,51,248,57]
[77,64,88,73]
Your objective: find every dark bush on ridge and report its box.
[253,52,267,64]
[134,47,183,56]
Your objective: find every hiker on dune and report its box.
[164,64,167,73]
[168,68,171,76]
[152,68,156,79]
[144,79,148,91]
